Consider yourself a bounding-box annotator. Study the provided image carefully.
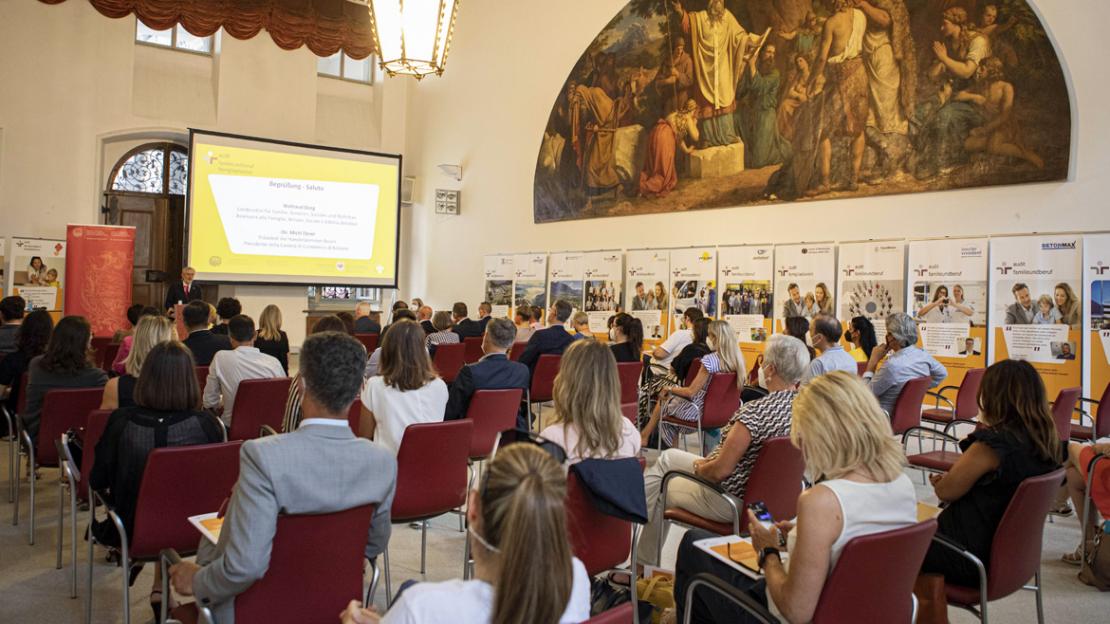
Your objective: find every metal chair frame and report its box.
[656,470,743,565]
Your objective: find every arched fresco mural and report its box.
[533,0,1070,223]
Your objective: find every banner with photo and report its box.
[512,253,548,325]
[0,238,6,297]
[669,247,717,333]
[64,225,135,337]
[989,235,1083,399]
[7,237,66,311]
[483,254,515,319]
[837,241,904,342]
[582,251,623,334]
[548,252,586,322]
[773,243,836,334]
[1084,233,1110,403]
[719,245,774,365]
[908,238,989,390]
[626,249,670,344]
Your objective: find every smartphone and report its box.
[748,501,774,531]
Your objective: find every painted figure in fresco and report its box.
[956,57,1043,169]
[639,99,700,197]
[655,37,696,114]
[858,0,916,180]
[777,54,811,141]
[738,44,790,168]
[566,80,625,199]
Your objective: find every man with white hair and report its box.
[353,301,380,334]
[637,334,811,566]
[863,312,947,414]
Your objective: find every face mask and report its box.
[608,328,617,341]
[757,364,768,388]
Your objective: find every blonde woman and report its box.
[255,304,290,374]
[100,315,175,410]
[641,320,744,448]
[1054,282,1080,329]
[814,282,833,315]
[671,371,917,622]
[540,340,640,463]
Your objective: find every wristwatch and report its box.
[758,547,781,570]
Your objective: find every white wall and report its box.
[401,0,1110,311]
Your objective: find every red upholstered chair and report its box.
[889,376,932,436]
[194,366,209,396]
[508,342,527,362]
[527,354,562,430]
[384,420,472,605]
[6,372,29,512]
[585,602,634,624]
[684,358,704,386]
[100,343,122,374]
[658,372,739,454]
[432,342,466,384]
[617,361,644,425]
[922,368,985,427]
[227,377,293,441]
[856,360,868,377]
[16,387,102,544]
[1073,381,1110,441]
[658,436,804,564]
[91,337,113,371]
[354,332,379,354]
[164,503,375,624]
[86,441,243,624]
[464,389,524,462]
[57,409,112,597]
[566,467,640,616]
[931,469,1065,624]
[1049,386,1082,442]
[346,399,362,436]
[684,519,938,624]
[463,336,484,364]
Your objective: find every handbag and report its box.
[63,427,85,470]
[1079,524,1110,591]
[636,574,676,624]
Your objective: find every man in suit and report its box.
[1004,283,1035,325]
[781,283,805,319]
[519,300,576,375]
[476,301,494,333]
[451,302,484,339]
[181,300,231,366]
[164,266,203,312]
[417,305,436,334]
[353,301,381,334]
[959,337,981,356]
[444,318,529,426]
[170,332,396,623]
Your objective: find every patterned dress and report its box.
[714,389,797,500]
[659,352,724,446]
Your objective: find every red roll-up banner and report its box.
[64,225,136,337]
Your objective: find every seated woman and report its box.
[90,341,224,619]
[281,315,348,433]
[360,320,448,454]
[783,316,816,361]
[425,310,460,356]
[641,320,744,449]
[845,316,878,362]
[514,307,535,344]
[539,340,640,463]
[672,371,918,623]
[608,313,644,363]
[670,318,711,384]
[0,310,53,415]
[340,443,591,623]
[920,359,1062,586]
[110,306,160,375]
[637,334,810,567]
[100,315,174,411]
[22,315,108,442]
[254,304,290,374]
[1062,439,1110,565]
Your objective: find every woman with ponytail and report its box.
[341,443,591,623]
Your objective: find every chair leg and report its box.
[56,479,65,569]
[1034,568,1044,624]
[86,494,94,624]
[366,558,380,608]
[11,442,18,526]
[28,450,36,545]
[463,523,472,580]
[70,487,78,598]
[420,520,428,574]
[383,547,393,608]
[120,539,131,624]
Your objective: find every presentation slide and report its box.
[186,130,401,286]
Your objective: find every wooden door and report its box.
[113,194,169,308]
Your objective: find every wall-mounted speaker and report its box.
[401,176,416,206]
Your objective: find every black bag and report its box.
[63,427,84,469]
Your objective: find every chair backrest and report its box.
[228,377,293,441]
[1096,382,1110,439]
[739,437,806,534]
[234,504,375,623]
[986,468,1067,600]
[194,366,209,397]
[701,372,741,430]
[616,361,643,406]
[75,409,113,503]
[684,358,703,386]
[37,387,104,466]
[856,361,868,377]
[955,368,986,420]
[432,343,466,384]
[889,376,931,435]
[464,389,524,459]
[1052,387,1082,442]
[584,602,634,624]
[100,343,122,373]
[812,519,938,624]
[392,420,472,521]
[566,468,634,577]
[91,337,112,369]
[346,399,362,436]
[508,342,527,362]
[129,441,244,558]
[463,337,484,364]
[353,333,379,353]
[530,354,562,402]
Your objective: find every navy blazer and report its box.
[164,282,203,310]
[477,316,492,333]
[353,317,381,334]
[182,329,232,366]
[443,353,530,422]
[518,326,576,374]
[453,318,485,339]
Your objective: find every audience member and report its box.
[281,315,348,433]
[637,334,809,566]
[359,320,448,454]
[608,313,644,363]
[410,297,424,310]
[171,332,397,623]
[519,301,576,374]
[452,302,484,339]
[845,316,878,362]
[805,314,857,380]
[641,320,744,448]
[111,306,160,375]
[340,443,589,624]
[0,295,26,354]
[920,360,1062,585]
[368,310,416,377]
[112,303,146,344]
[476,301,494,333]
[203,315,285,427]
[211,298,242,336]
[539,340,640,463]
[181,300,231,366]
[863,312,947,414]
[670,318,711,385]
[513,307,535,343]
[22,316,108,441]
[254,304,290,374]
[100,315,174,410]
[570,311,591,340]
[417,305,435,334]
[377,304,413,342]
[354,301,381,334]
[672,371,917,623]
[0,310,53,417]
[648,307,704,375]
[783,315,816,360]
[90,341,223,619]
[530,305,545,328]
[1063,439,1110,564]
[443,318,529,424]
[426,310,461,355]
[335,311,357,335]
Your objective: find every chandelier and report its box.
[364,0,460,79]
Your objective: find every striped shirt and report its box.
[709,389,797,501]
[426,330,461,349]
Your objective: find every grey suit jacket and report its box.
[1004,302,1034,325]
[782,299,805,319]
[192,422,397,623]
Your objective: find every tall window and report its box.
[110,145,189,195]
[317,52,374,84]
[136,21,213,55]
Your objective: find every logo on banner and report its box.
[72,229,84,238]
[1092,261,1109,275]
[54,243,63,255]
[996,263,1013,275]
[1041,241,1076,251]
[756,249,767,256]
[843,268,856,277]
[699,252,712,262]
[913,266,928,277]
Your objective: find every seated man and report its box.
[518,300,577,374]
[417,305,435,335]
[636,334,810,566]
[352,301,381,334]
[443,318,530,426]
[170,331,397,622]
[0,295,26,354]
[450,302,485,339]
[210,298,242,336]
[863,312,947,414]
[570,311,592,340]
[475,301,494,333]
[181,300,231,366]
[204,315,285,426]
[648,307,704,377]
[804,313,857,381]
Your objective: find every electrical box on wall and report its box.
[435,189,460,215]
